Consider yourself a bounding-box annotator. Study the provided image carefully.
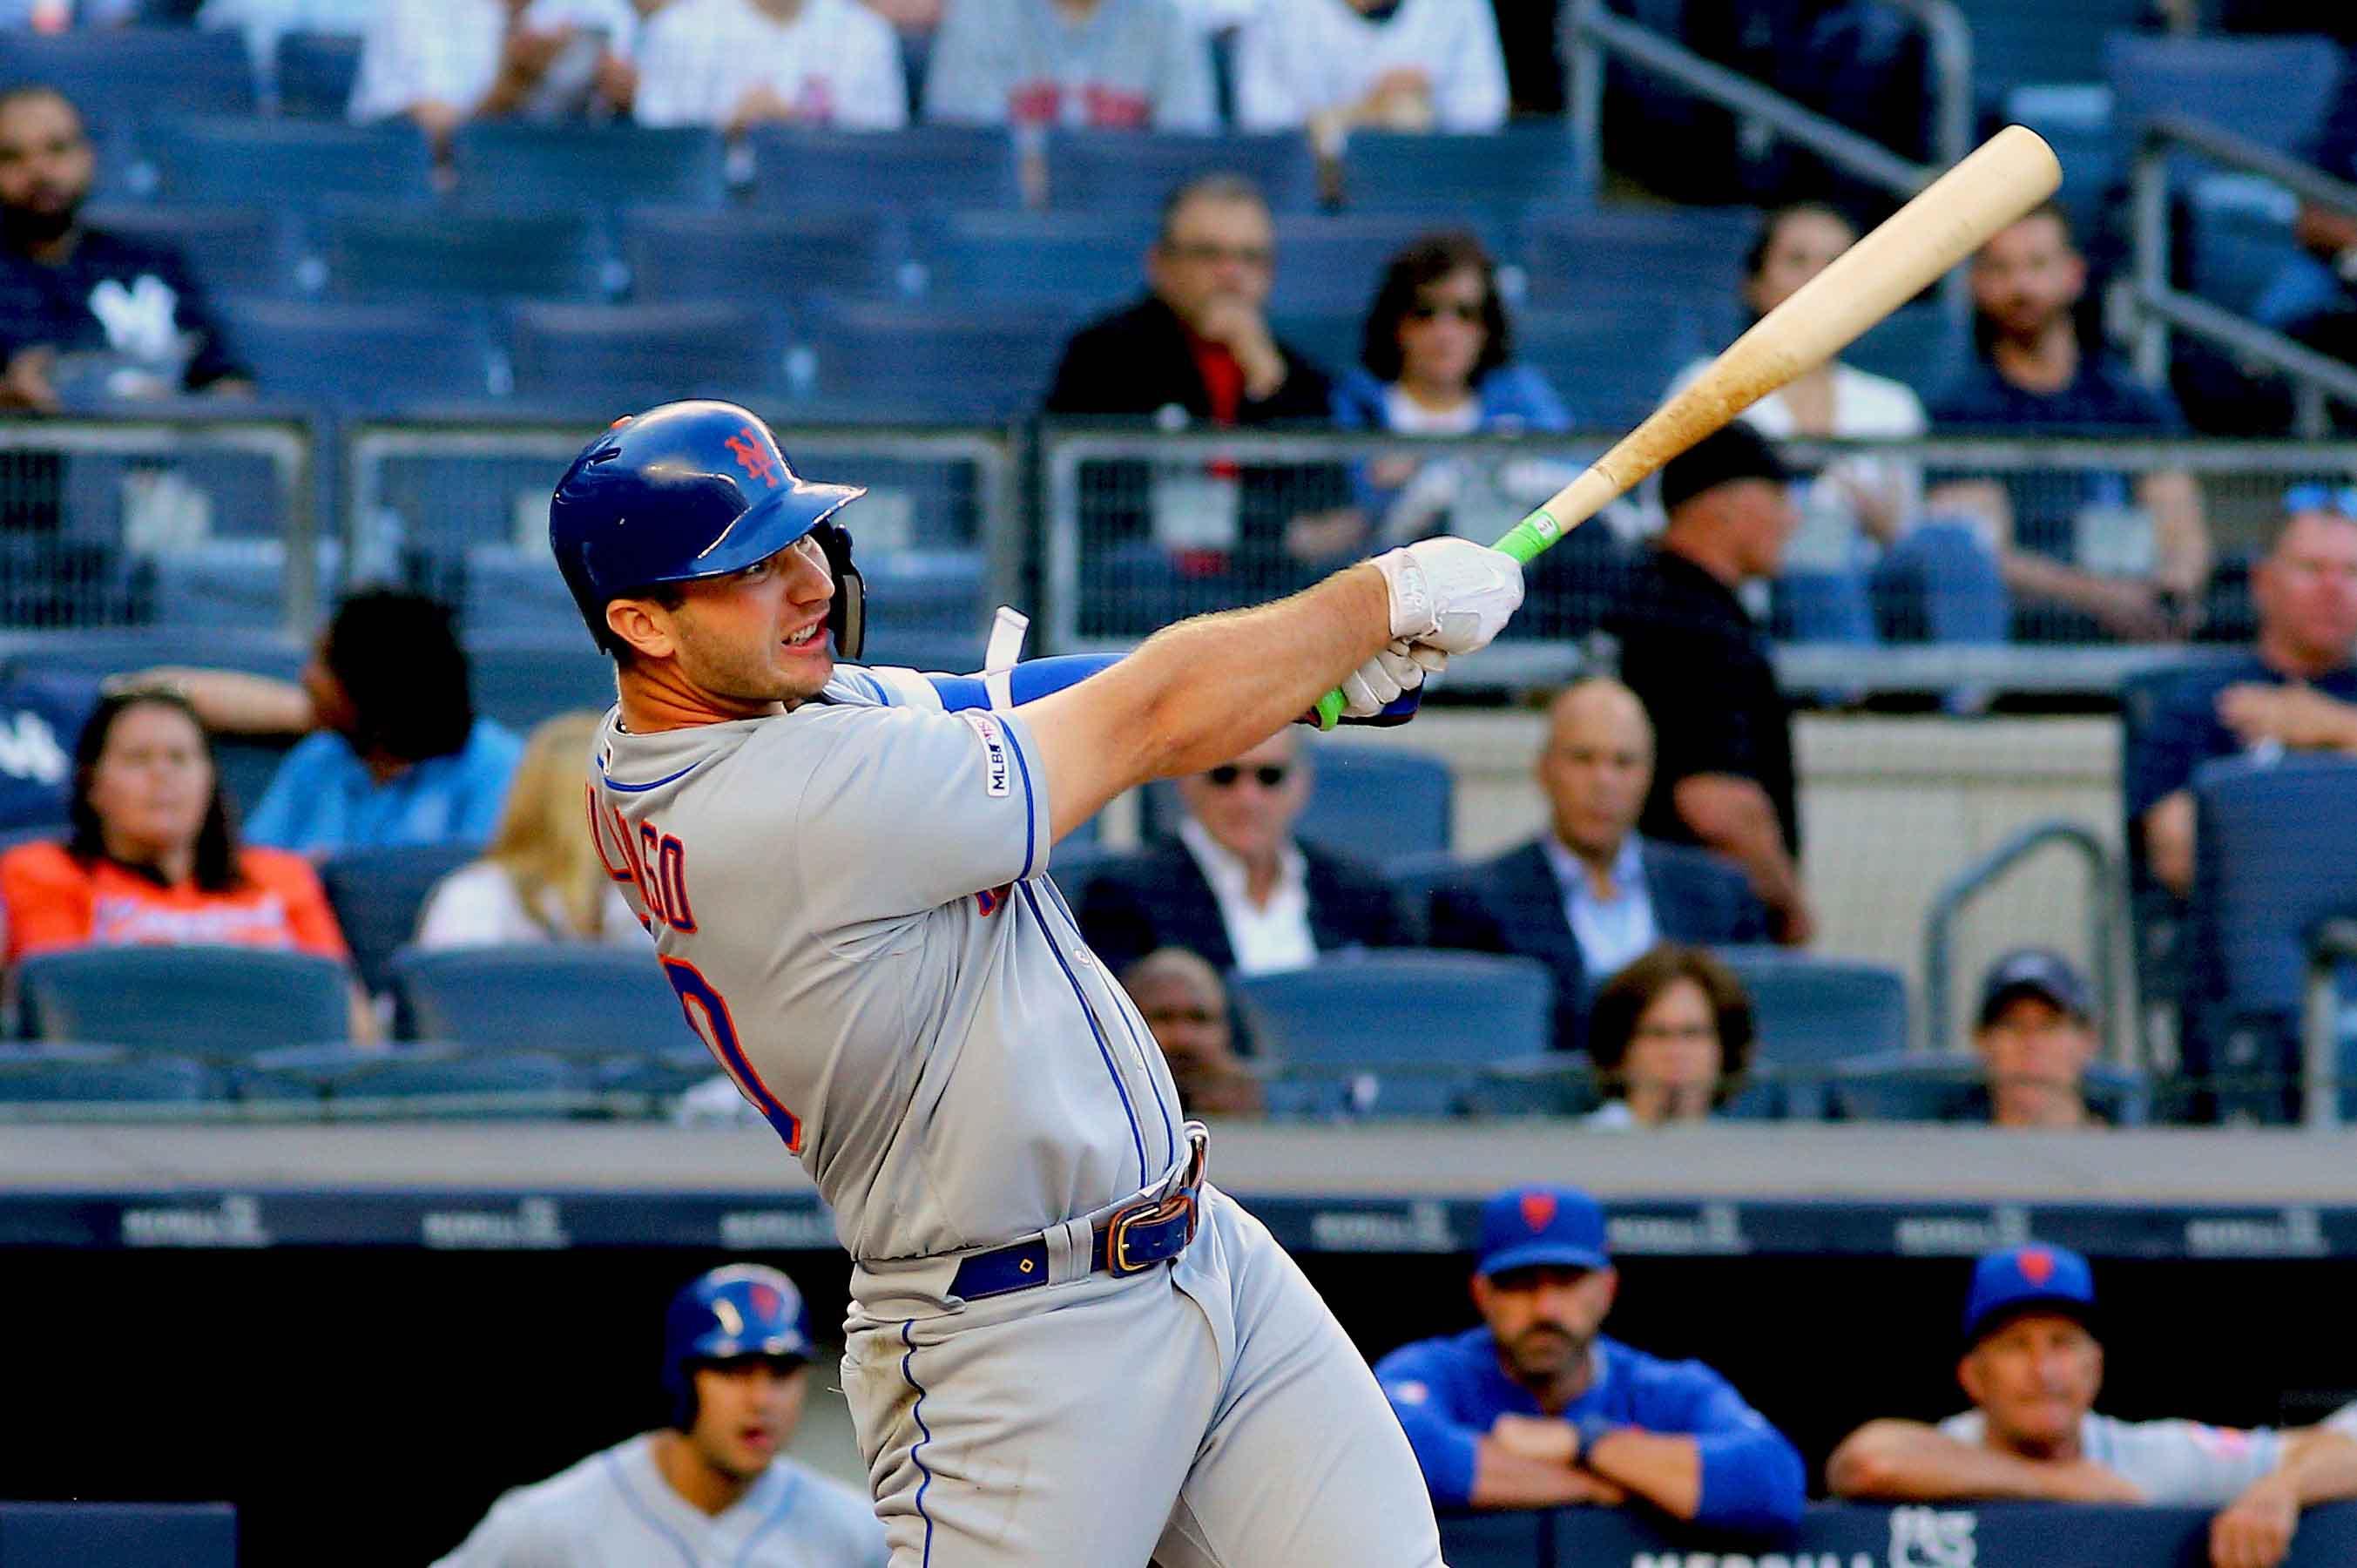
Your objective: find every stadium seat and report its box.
[1268,309,1363,378]
[1135,741,1453,860]
[1384,849,1473,948]
[0,1051,215,1105]
[1233,951,1552,1117]
[854,547,988,650]
[388,945,689,1064]
[274,30,365,118]
[1522,206,1760,305]
[320,205,612,303]
[14,946,354,1055]
[622,206,898,306]
[246,1044,578,1117]
[507,301,784,409]
[450,124,730,212]
[462,643,618,729]
[217,298,498,410]
[2104,33,2344,164]
[144,117,435,208]
[2187,187,2303,318]
[1828,1051,2153,1125]
[0,29,254,125]
[1513,307,1703,430]
[797,298,1080,421]
[1043,130,1319,214]
[916,211,1156,310]
[1712,947,1910,1071]
[1268,216,1462,314]
[1962,0,2146,99]
[318,843,483,996]
[82,205,295,304]
[1845,302,1969,400]
[1339,127,1588,226]
[746,125,1023,214]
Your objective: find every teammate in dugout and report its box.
[435,1264,886,1567]
[1829,1244,2357,1568]
[1374,1185,1804,1538]
[551,399,1524,1566]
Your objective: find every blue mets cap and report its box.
[1962,1244,2097,1346]
[1476,1185,1611,1278]
[1975,948,2093,1029]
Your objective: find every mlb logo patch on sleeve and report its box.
[957,711,1013,797]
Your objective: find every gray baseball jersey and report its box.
[432,1433,886,1568]
[1939,1410,2284,1504]
[590,674,1188,1263]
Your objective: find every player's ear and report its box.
[1956,1348,1984,1405]
[1595,1267,1619,1314]
[606,597,675,662]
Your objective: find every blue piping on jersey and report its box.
[598,1447,701,1568]
[597,759,703,794]
[857,669,893,706]
[900,1320,938,1568]
[1021,882,1148,1189]
[1002,716,1038,882]
[733,1467,801,1565]
[1042,875,1175,1170]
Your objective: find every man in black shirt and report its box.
[0,85,247,413]
[1605,422,1812,945]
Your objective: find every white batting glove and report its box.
[1336,639,1438,718]
[1370,538,1524,656]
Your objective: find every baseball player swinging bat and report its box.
[1314,123,2063,728]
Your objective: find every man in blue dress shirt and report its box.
[1374,1184,1804,1538]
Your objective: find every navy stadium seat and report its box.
[83,205,294,303]
[1522,206,1760,306]
[388,946,691,1071]
[318,842,483,996]
[0,29,254,125]
[1340,127,1588,224]
[1135,740,1453,860]
[0,1051,215,1105]
[1514,307,1702,430]
[747,125,1022,214]
[1268,309,1362,377]
[15,946,353,1054]
[622,206,896,305]
[1233,951,1551,1117]
[218,297,497,409]
[1827,1051,2152,1125]
[508,301,783,409]
[2104,33,2344,163]
[144,117,435,208]
[451,123,730,212]
[463,643,617,729]
[917,211,1155,309]
[798,298,1079,420]
[1383,849,1472,948]
[1044,130,1318,214]
[245,1044,578,1115]
[274,30,365,118]
[1268,216,1462,314]
[1962,0,2146,99]
[321,205,611,302]
[1712,949,1910,1071]
[1845,302,1969,400]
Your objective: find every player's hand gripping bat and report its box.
[1313,124,2063,729]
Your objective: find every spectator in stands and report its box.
[2134,494,2357,897]
[1046,173,1361,605]
[1118,946,1265,1119]
[1374,1184,1803,1531]
[1604,423,1813,946]
[1971,949,2104,1131]
[413,711,643,949]
[1233,0,1509,143]
[0,86,249,412]
[0,0,137,24]
[1928,203,2213,645]
[1581,944,1756,1129]
[348,0,639,153]
[1429,678,1766,1056]
[1678,202,2006,650]
[632,0,908,132]
[159,590,523,856]
[0,688,349,967]
[2253,53,2357,371]
[1077,728,1409,976]
[922,0,1216,132]
[1829,1243,2357,1565]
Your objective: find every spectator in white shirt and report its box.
[635,0,908,131]
[413,711,643,950]
[923,0,1215,132]
[348,0,640,152]
[1233,0,1508,144]
[1076,728,1411,977]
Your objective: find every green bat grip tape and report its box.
[1311,508,1568,730]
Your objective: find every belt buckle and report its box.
[1108,1187,1198,1277]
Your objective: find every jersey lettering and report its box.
[657,835,696,933]
[661,956,803,1152]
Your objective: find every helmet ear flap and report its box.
[816,522,864,662]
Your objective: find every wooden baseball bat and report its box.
[1315,123,2063,728]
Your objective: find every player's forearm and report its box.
[120,668,314,735]
[2275,1429,2357,1504]
[1468,1441,1618,1510]
[1672,776,1803,918]
[1584,1427,1703,1520]
[1828,1420,2094,1502]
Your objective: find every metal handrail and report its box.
[2303,918,2357,1130]
[1561,0,1973,316]
[1923,821,2121,1058]
[2129,114,2357,437]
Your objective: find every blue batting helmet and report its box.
[548,400,868,658]
[661,1264,814,1431]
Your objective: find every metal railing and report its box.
[1922,821,2122,1058]
[2129,114,2357,438]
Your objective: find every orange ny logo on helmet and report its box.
[725,426,781,489]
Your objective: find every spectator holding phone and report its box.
[350,0,639,152]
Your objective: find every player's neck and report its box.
[652,1429,756,1517]
[616,667,790,733]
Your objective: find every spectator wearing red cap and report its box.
[1373,1185,1802,1537]
[1830,1245,2357,1568]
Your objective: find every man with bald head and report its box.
[1431,677,1767,1055]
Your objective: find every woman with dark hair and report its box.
[1582,943,1754,1130]
[0,687,349,963]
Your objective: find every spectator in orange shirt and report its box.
[0,687,351,967]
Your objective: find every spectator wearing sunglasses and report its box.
[1077,727,1411,978]
[2130,490,2357,899]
